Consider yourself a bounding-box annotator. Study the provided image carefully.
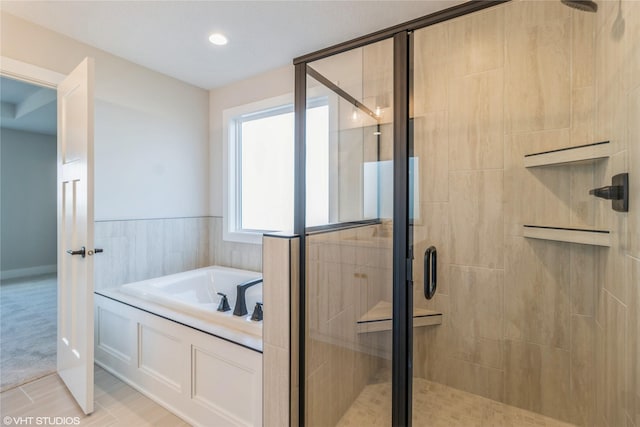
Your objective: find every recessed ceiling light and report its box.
[209,33,228,46]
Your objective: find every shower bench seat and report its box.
[356,300,442,334]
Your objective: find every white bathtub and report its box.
[94,265,264,426]
[118,266,263,337]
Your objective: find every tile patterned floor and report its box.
[3,366,579,427]
[337,378,576,427]
[0,365,189,426]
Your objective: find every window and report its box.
[224,96,329,243]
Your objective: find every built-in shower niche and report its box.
[522,141,612,247]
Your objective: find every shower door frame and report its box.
[292,2,508,425]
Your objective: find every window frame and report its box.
[224,92,358,244]
[234,103,295,235]
[223,94,295,244]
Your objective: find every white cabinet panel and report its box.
[139,325,183,392]
[96,305,133,363]
[192,346,260,426]
[94,294,262,427]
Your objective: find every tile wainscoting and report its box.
[94,216,262,291]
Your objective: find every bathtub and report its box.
[94,266,264,426]
[118,266,263,337]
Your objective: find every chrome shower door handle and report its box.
[424,246,437,300]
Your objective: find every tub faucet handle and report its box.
[250,302,263,322]
[217,292,231,312]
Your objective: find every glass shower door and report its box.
[303,38,396,427]
[409,1,618,425]
[295,1,637,424]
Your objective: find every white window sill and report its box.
[222,230,264,245]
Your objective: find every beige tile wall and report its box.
[412,2,638,426]
[94,217,210,290]
[94,216,261,290]
[593,2,639,427]
[208,216,263,272]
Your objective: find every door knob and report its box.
[66,246,86,258]
[66,247,103,258]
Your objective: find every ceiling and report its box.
[0,1,463,90]
[0,76,56,135]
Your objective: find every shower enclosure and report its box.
[294,1,639,426]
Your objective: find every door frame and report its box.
[0,56,64,88]
[1,55,96,411]
[0,57,65,336]
[0,54,78,381]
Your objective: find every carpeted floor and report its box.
[0,273,57,391]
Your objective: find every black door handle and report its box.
[66,247,103,258]
[66,246,86,258]
[424,246,437,300]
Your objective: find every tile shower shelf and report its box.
[523,225,611,247]
[523,141,610,168]
[356,300,442,334]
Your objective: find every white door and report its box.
[57,57,95,415]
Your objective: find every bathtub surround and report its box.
[94,265,264,425]
[94,217,209,290]
[0,128,57,280]
[94,216,261,291]
[210,216,263,272]
[115,266,263,347]
[93,295,263,426]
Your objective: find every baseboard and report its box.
[0,265,57,280]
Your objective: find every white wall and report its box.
[0,11,209,221]
[209,65,293,217]
[0,128,57,275]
